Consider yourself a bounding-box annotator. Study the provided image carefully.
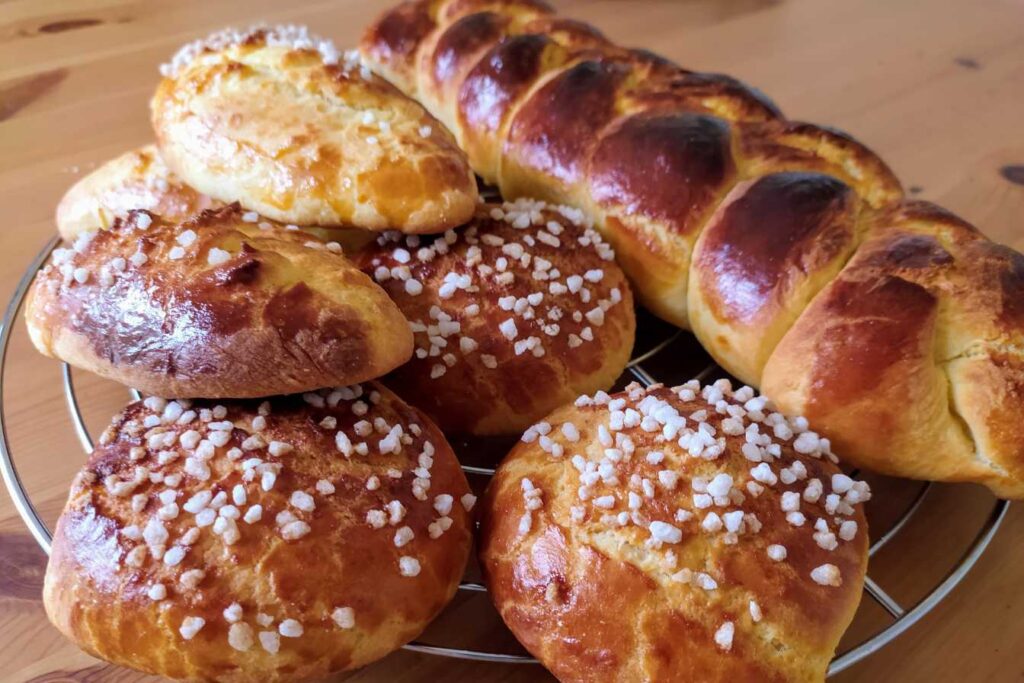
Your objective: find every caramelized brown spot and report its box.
[264,283,369,376]
[861,233,954,270]
[459,34,550,136]
[214,252,262,285]
[430,12,507,87]
[506,59,628,186]
[263,282,318,341]
[590,112,736,234]
[813,274,937,404]
[698,172,856,321]
[362,3,435,65]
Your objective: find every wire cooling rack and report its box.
[0,236,1009,677]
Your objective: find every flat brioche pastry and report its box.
[480,379,871,682]
[152,25,478,233]
[25,206,412,398]
[354,197,635,435]
[44,385,474,681]
[56,144,218,241]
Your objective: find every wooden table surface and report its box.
[2,0,1023,681]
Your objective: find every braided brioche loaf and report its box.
[361,0,1024,498]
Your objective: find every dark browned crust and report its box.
[25,206,413,398]
[590,112,737,237]
[503,57,629,191]
[696,172,858,324]
[762,201,1024,496]
[360,0,1024,498]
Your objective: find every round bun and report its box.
[480,379,870,682]
[353,198,636,434]
[44,383,475,682]
[152,25,478,233]
[56,144,217,241]
[26,205,412,398]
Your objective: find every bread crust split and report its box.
[361,0,1024,497]
[44,385,473,681]
[152,25,479,233]
[26,205,413,399]
[353,198,636,435]
[480,379,870,683]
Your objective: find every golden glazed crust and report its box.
[56,144,218,241]
[152,26,478,233]
[43,385,474,681]
[360,0,1024,498]
[480,380,870,683]
[55,144,375,252]
[353,198,635,435]
[762,202,1024,498]
[25,206,413,398]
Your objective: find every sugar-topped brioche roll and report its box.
[56,144,217,241]
[354,198,636,435]
[44,385,474,681]
[152,25,478,233]
[480,380,871,682]
[55,145,374,252]
[25,206,412,398]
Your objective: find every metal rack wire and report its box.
[0,236,1009,677]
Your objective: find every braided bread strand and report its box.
[361,0,1024,497]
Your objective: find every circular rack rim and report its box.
[0,236,1009,676]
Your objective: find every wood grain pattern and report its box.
[0,0,1022,681]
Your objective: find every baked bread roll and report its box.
[25,206,412,398]
[361,1,1024,497]
[152,25,478,233]
[55,145,375,252]
[44,384,474,681]
[480,379,871,682]
[56,144,217,241]
[353,198,635,435]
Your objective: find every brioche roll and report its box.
[57,144,217,241]
[25,206,412,398]
[480,380,870,682]
[152,25,478,233]
[353,198,636,435]
[44,384,474,681]
[55,144,375,252]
